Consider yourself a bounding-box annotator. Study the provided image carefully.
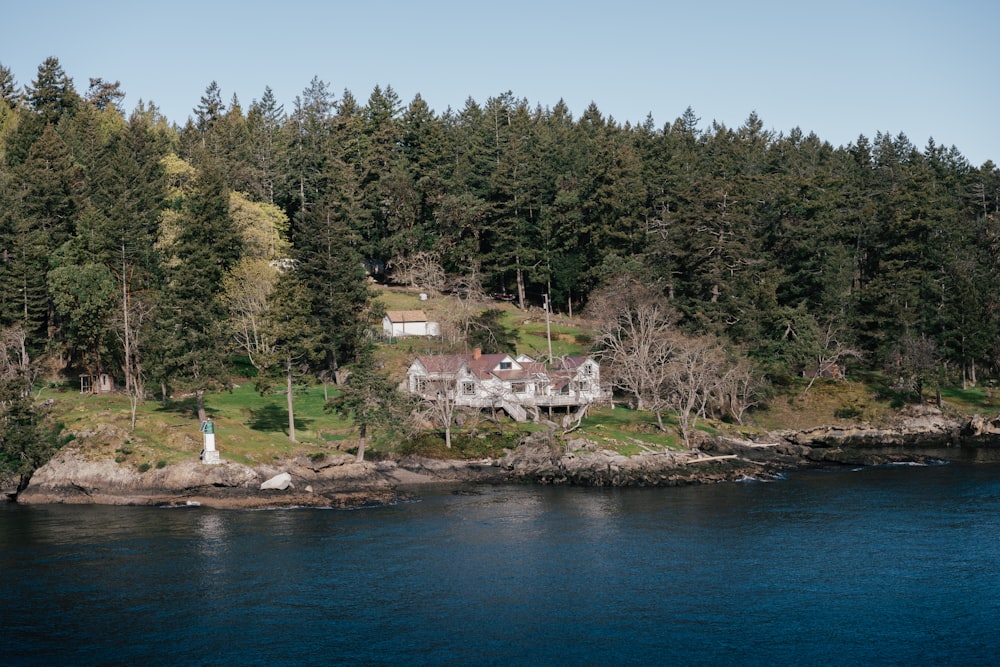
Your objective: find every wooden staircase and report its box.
[501,400,528,423]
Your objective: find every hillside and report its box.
[26,284,999,482]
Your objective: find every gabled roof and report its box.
[466,353,511,378]
[414,353,468,374]
[412,352,542,381]
[410,352,598,386]
[385,310,429,323]
[553,355,590,370]
[540,357,596,390]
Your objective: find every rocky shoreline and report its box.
[8,406,1000,509]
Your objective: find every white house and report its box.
[405,349,608,422]
[382,310,440,338]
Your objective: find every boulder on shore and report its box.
[260,472,293,491]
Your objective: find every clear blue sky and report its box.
[5,0,998,166]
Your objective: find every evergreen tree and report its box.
[535,100,587,313]
[437,97,494,274]
[154,160,240,421]
[0,124,83,345]
[77,109,168,410]
[246,87,286,204]
[0,63,19,111]
[386,92,450,266]
[0,374,56,493]
[25,57,79,125]
[468,308,519,353]
[293,159,380,379]
[282,77,336,230]
[194,81,225,134]
[253,272,321,443]
[85,78,125,113]
[482,94,545,307]
[47,262,117,382]
[326,348,401,462]
[358,84,401,260]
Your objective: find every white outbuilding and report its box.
[382,310,439,338]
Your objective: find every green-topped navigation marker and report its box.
[200,418,221,464]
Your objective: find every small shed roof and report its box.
[385,310,429,323]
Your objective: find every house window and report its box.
[511,381,526,394]
[572,380,590,392]
[582,363,594,375]
[415,378,427,393]
[461,382,475,396]
[499,361,512,370]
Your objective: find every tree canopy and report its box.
[0,57,998,448]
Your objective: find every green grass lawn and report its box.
[47,381,358,468]
[513,317,595,359]
[571,405,686,453]
[938,385,1000,413]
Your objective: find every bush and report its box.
[155,460,167,469]
[834,407,862,420]
[137,462,151,473]
[398,429,520,459]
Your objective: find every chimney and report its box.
[473,347,481,359]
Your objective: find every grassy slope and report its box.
[43,286,1000,470]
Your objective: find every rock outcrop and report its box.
[706,404,1000,467]
[497,428,764,487]
[14,404,1000,508]
[16,445,395,509]
[962,413,1000,438]
[19,449,260,505]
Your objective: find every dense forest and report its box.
[2,56,1000,443]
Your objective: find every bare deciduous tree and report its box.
[590,273,761,445]
[664,333,727,447]
[585,273,669,329]
[111,283,154,431]
[890,334,941,404]
[389,250,447,292]
[414,378,461,448]
[435,268,490,347]
[594,301,677,414]
[715,356,766,425]
[801,319,862,395]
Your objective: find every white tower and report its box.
[200,419,221,464]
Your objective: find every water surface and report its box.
[3,463,999,665]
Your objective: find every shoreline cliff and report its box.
[9,405,1000,509]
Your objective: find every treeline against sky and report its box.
[2,57,1000,394]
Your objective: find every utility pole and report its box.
[544,290,553,362]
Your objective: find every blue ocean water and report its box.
[3,463,1000,666]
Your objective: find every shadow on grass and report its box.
[152,398,199,419]
[246,403,313,435]
[151,398,232,424]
